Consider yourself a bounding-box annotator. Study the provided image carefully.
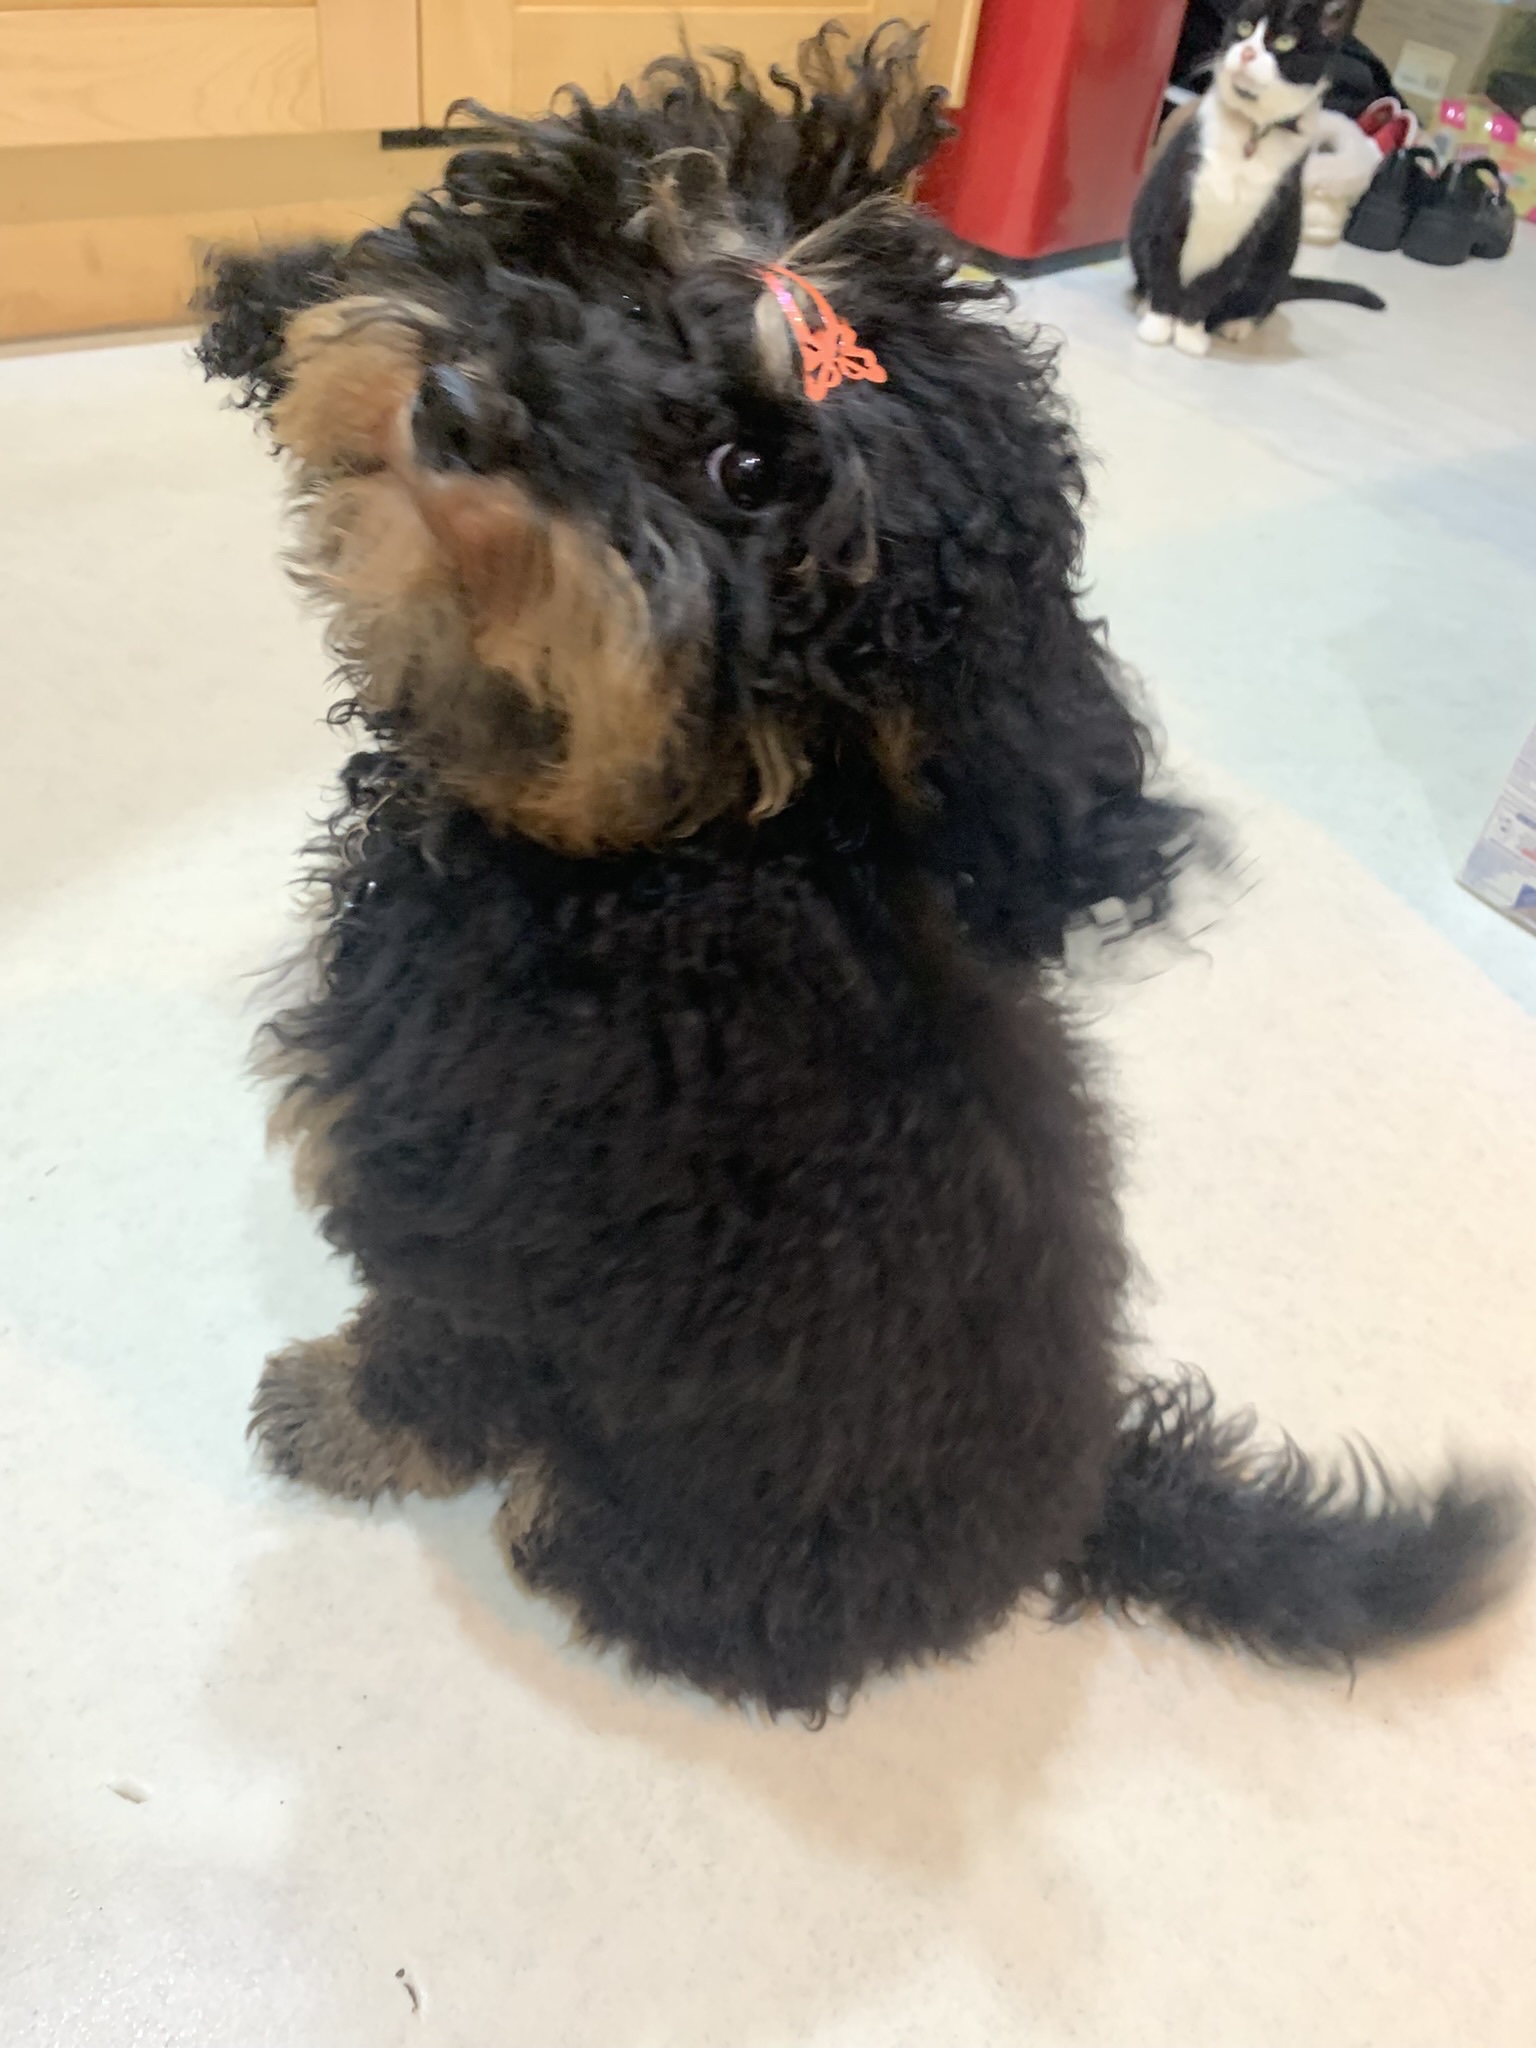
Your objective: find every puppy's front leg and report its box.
[251,1326,467,1503]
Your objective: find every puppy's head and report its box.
[199,27,968,853]
[200,22,1190,950]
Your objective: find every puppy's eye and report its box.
[707,441,774,510]
[1273,31,1297,50]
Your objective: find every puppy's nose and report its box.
[412,364,495,472]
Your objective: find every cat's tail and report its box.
[1055,1373,1527,1664]
[1281,276,1387,310]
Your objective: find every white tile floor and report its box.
[2,238,1534,2048]
[1019,237,1536,1014]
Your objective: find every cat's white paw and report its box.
[1173,320,1212,358]
[1217,317,1257,342]
[1137,309,1174,347]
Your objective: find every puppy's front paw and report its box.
[251,1333,459,1501]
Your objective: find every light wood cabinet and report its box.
[0,0,420,146]
[420,1,978,127]
[1,0,975,149]
[0,0,979,338]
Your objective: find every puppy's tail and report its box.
[1055,1373,1528,1664]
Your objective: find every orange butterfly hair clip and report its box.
[756,264,888,403]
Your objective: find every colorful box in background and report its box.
[1432,94,1536,215]
[1461,725,1536,938]
[1356,0,1536,121]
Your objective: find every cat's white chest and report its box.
[1180,119,1296,285]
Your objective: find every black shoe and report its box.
[1402,157,1517,264]
[1344,146,1440,252]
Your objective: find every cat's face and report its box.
[1216,5,1345,120]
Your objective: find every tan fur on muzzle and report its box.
[271,297,690,855]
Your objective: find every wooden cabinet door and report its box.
[420,0,980,132]
[0,0,421,148]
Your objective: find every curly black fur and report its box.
[199,29,1195,952]
[265,757,1133,1713]
[193,240,345,410]
[1054,1374,1527,1666]
[199,25,1524,1713]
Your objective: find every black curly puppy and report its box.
[199,25,1522,1716]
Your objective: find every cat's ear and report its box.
[194,240,346,411]
[1319,0,1353,41]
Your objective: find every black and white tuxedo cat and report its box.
[1130,3,1384,356]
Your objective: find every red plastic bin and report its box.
[922,0,1188,268]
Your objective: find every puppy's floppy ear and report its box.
[916,614,1203,959]
[194,240,346,410]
